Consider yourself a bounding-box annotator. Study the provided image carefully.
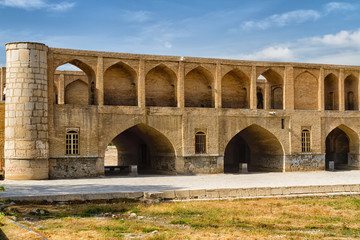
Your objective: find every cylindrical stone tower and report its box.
[4,42,49,180]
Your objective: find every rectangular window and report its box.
[301,129,311,152]
[66,130,79,155]
[195,131,206,154]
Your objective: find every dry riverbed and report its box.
[1,196,360,239]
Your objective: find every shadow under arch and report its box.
[325,125,359,170]
[221,68,250,108]
[145,63,177,107]
[104,61,138,106]
[224,124,284,173]
[185,66,214,108]
[55,59,96,105]
[104,123,176,174]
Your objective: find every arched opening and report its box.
[294,71,318,110]
[104,62,137,106]
[344,74,358,110]
[65,80,88,105]
[224,124,284,173]
[325,125,359,170]
[324,73,338,110]
[55,60,96,105]
[257,70,283,109]
[145,64,177,107]
[221,69,249,108]
[104,124,176,175]
[326,128,349,170]
[185,66,214,108]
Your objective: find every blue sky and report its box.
[0,0,360,67]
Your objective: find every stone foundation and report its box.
[349,154,360,169]
[286,153,325,171]
[49,157,103,179]
[4,159,48,180]
[183,155,223,174]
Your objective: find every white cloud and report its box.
[231,29,360,65]
[309,29,360,48]
[325,2,354,13]
[121,10,151,23]
[243,10,320,30]
[237,46,294,61]
[0,0,75,11]
[242,2,356,30]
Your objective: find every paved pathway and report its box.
[1,170,360,199]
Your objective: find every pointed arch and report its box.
[224,124,284,172]
[294,71,318,110]
[55,59,96,105]
[221,69,250,108]
[257,69,283,109]
[324,73,339,110]
[185,66,214,108]
[326,125,359,170]
[104,61,138,106]
[104,123,176,174]
[65,79,89,105]
[344,74,358,110]
[145,64,177,107]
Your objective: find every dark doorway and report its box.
[326,128,350,170]
[224,124,284,173]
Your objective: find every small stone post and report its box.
[239,163,248,173]
[328,161,335,171]
[4,42,49,180]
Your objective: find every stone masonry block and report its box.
[189,189,206,199]
[175,190,190,199]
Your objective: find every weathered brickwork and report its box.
[2,42,360,180]
[4,42,49,179]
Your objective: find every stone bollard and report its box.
[239,163,248,173]
[129,165,138,176]
[328,161,335,171]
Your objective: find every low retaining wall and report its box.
[4,184,360,202]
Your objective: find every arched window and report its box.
[301,129,311,152]
[66,130,79,155]
[195,131,206,154]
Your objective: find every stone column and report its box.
[264,82,270,109]
[177,61,185,108]
[215,63,222,108]
[96,56,104,106]
[339,69,345,111]
[0,67,5,101]
[250,65,257,109]
[58,73,65,104]
[138,59,146,108]
[284,66,294,110]
[4,42,49,180]
[318,67,324,111]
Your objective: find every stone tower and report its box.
[4,42,49,180]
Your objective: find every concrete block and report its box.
[175,190,190,199]
[189,189,206,199]
[162,191,175,200]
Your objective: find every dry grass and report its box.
[1,196,360,239]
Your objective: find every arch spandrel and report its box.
[293,68,319,80]
[103,59,139,75]
[52,56,97,77]
[221,65,251,79]
[184,63,216,77]
[324,69,339,78]
[256,67,284,81]
[344,71,359,80]
[145,61,179,77]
